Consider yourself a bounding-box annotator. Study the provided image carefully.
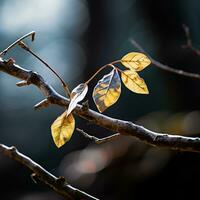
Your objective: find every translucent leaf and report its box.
[93,69,121,113]
[51,112,75,148]
[121,70,149,94]
[121,52,151,71]
[67,83,88,116]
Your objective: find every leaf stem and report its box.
[115,67,123,73]
[0,31,35,56]
[18,42,70,97]
[85,60,120,84]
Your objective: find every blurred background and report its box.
[0,0,200,199]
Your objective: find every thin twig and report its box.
[0,31,35,56]
[183,24,192,47]
[1,58,200,153]
[130,38,200,80]
[182,24,200,56]
[76,128,120,144]
[85,60,120,84]
[34,99,50,110]
[18,41,70,97]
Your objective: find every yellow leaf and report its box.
[121,70,149,94]
[67,83,88,116]
[121,52,151,71]
[51,112,75,148]
[93,69,121,113]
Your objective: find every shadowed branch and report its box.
[182,24,200,56]
[130,38,200,80]
[0,143,99,200]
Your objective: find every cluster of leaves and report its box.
[51,52,151,148]
[0,32,150,148]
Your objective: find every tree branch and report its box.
[182,24,200,56]
[76,128,121,144]
[0,143,99,200]
[0,57,200,156]
[130,38,200,80]
[0,31,35,56]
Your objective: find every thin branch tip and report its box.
[182,24,200,56]
[34,99,50,110]
[16,80,29,87]
[0,31,36,56]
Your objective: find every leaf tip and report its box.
[55,142,63,148]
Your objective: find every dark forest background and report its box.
[0,0,200,199]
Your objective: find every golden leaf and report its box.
[121,70,149,94]
[93,69,121,113]
[121,52,151,71]
[67,83,88,116]
[51,112,75,148]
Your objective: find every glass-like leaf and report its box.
[121,52,151,71]
[93,69,121,113]
[121,70,149,94]
[51,112,75,148]
[67,83,88,116]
